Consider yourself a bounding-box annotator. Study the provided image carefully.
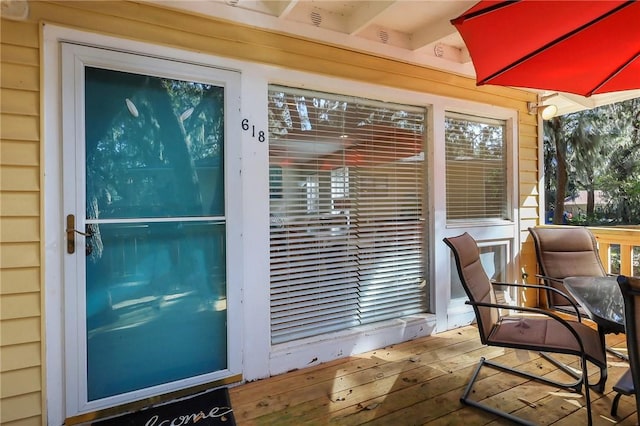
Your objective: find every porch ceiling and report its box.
[148,0,640,116]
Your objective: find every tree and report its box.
[545,116,569,224]
[597,98,640,223]
[545,107,608,224]
[544,97,640,225]
[569,109,606,217]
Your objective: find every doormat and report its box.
[92,388,236,426]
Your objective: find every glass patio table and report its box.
[563,276,625,335]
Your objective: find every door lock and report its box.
[66,214,93,254]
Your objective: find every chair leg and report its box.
[461,357,537,426]
[588,327,611,392]
[592,363,608,394]
[539,325,609,392]
[580,354,594,426]
[611,392,623,417]
[461,356,590,425]
[606,345,629,361]
[539,352,582,391]
[599,326,628,361]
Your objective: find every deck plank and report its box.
[229,325,636,425]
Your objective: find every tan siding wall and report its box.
[1,141,39,166]
[1,15,43,426]
[0,192,40,217]
[1,115,40,141]
[0,1,542,423]
[517,115,541,302]
[1,393,42,425]
[1,342,41,372]
[1,89,39,116]
[1,268,41,295]
[1,317,42,346]
[1,63,39,92]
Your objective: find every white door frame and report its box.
[44,26,244,423]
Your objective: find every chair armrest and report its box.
[535,273,563,284]
[466,300,588,354]
[489,281,582,320]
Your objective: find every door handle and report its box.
[66,214,93,254]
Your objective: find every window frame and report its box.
[269,84,430,345]
[432,100,520,332]
[444,111,515,226]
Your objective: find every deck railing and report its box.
[589,226,640,276]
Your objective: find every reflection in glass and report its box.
[83,67,228,401]
[85,67,225,219]
[86,222,227,401]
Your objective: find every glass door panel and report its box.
[87,221,226,400]
[83,66,228,401]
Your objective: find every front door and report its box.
[61,43,241,416]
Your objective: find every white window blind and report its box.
[445,113,508,221]
[268,86,427,344]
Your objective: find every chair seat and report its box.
[613,368,634,395]
[489,316,606,367]
[611,368,634,417]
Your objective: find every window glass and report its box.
[268,85,428,344]
[445,113,508,221]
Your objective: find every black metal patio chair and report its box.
[444,232,607,425]
[611,275,640,422]
[529,226,627,362]
[528,226,607,313]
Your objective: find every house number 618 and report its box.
[242,119,266,142]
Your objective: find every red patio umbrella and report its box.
[451,0,640,97]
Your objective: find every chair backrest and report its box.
[529,226,606,307]
[443,233,498,343]
[617,275,640,424]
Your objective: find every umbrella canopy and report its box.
[452,0,640,97]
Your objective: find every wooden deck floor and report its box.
[229,325,637,425]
